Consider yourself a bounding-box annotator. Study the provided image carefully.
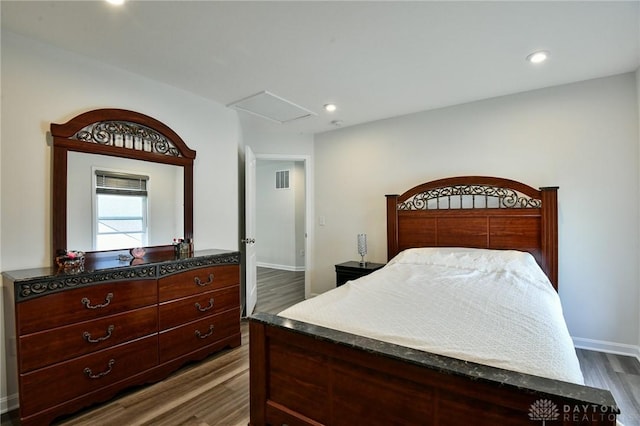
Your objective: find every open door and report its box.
[244,146,257,315]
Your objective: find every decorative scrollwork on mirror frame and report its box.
[73,120,182,157]
[398,184,542,210]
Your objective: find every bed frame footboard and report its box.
[250,313,618,426]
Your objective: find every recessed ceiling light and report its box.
[106,0,125,5]
[526,50,549,64]
[324,104,337,113]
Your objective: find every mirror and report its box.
[51,108,195,259]
[67,152,184,252]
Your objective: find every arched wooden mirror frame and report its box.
[51,108,196,260]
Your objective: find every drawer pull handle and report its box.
[81,293,113,310]
[194,273,214,287]
[84,359,115,379]
[195,324,215,339]
[83,325,115,343]
[195,298,215,312]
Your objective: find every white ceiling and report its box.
[2,1,639,135]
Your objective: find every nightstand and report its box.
[335,261,385,287]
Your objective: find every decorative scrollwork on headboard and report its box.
[72,120,182,157]
[397,184,542,210]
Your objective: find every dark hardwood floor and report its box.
[2,269,638,425]
[254,267,305,315]
[577,348,640,425]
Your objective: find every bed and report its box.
[249,176,619,426]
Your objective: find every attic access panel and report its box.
[227,91,316,123]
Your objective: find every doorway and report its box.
[244,152,312,316]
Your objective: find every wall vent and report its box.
[276,170,290,189]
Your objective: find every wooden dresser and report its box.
[4,249,240,426]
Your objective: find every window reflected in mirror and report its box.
[95,171,149,250]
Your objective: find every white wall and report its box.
[1,32,240,412]
[314,73,640,352]
[239,116,314,157]
[637,67,640,350]
[256,160,305,270]
[0,32,4,411]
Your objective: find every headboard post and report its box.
[540,186,559,290]
[386,194,399,261]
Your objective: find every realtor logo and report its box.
[529,399,560,425]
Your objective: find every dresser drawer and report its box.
[19,334,158,417]
[159,308,239,362]
[17,280,157,334]
[158,265,239,302]
[19,306,158,373]
[159,285,239,331]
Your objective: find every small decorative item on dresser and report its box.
[130,247,146,258]
[55,250,85,273]
[173,238,191,258]
[357,233,367,266]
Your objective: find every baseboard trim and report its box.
[1,393,18,415]
[256,262,305,272]
[573,336,640,362]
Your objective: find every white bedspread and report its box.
[279,247,584,385]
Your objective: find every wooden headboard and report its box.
[386,176,559,289]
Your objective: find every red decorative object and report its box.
[55,250,85,272]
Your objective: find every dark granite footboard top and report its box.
[250,311,619,413]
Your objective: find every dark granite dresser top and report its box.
[4,248,239,302]
[250,311,619,412]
